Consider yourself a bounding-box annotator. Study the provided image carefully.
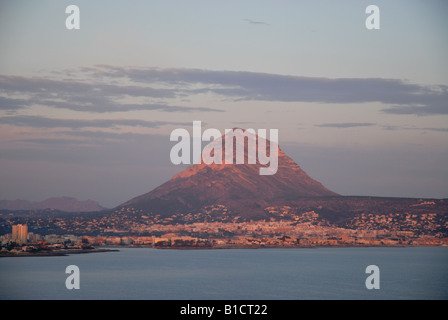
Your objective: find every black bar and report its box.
[1,300,445,319]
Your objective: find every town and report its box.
[0,223,117,257]
[1,204,447,256]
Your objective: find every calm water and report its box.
[1,247,447,300]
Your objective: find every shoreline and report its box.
[0,248,119,258]
[156,245,448,250]
[111,243,448,250]
[2,244,446,257]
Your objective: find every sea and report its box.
[1,247,447,300]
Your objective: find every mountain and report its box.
[0,197,104,212]
[119,128,339,219]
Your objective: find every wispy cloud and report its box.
[243,18,270,26]
[0,74,222,113]
[381,125,448,133]
[381,104,448,116]
[315,122,448,133]
[0,115,189,130]
[315,123,376,128]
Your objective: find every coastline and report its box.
[0,248,119,258]
[115,243,448,250]
[2,244,446,257]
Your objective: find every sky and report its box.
[0,0,447,208]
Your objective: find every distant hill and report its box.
[0,197,104,212]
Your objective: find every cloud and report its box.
[0,127,173,169]
[0,74,173,98]
[0,115,189,130]
[57,130,159,140]
[13,131,161,147]
[315,123,376,128]
[315,122,448,132]
[86,66,448,115]
[15,138,91,146]
[2,67,447,116]
[423,127,448,132]
[381,125,448,133]
[381,103,448,116]
[0,96,28,111]
[0,74,222,113]
[243,19,270,26]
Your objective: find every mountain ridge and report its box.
[119,128,339,219]
[0,196,104,212]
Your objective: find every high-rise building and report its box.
[12,224,28,243]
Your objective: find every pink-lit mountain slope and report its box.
[119,129,338,219]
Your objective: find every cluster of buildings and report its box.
[1,224,82,245]
[0,224,213,251]
[2,209,448,252]
[0,224,89,255]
